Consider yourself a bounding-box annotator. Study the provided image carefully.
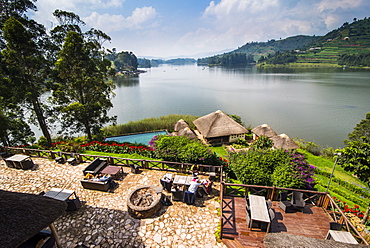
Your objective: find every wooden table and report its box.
[4,154,34,169]
[326,230,358,244]
[249,195,270,232]
[173,175,193,186]
[44,188,81,211]
[100,165,123,179]
[44,188,76,201]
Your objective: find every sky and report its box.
[29,0,370,59]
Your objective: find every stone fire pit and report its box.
[127,186,162,219]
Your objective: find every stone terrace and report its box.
[0,157,227,248]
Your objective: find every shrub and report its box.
[228,149,315,189]
[152,135,223,165]
[252,135,273,149]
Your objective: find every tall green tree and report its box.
[338,137,370,184]
[345,112,370,144]
[53,31,116,141]
[1,17,51,144]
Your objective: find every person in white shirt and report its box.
[187,179,201,193]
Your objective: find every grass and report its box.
[210,146,228,158]
[298,149,368,188]
[103,114,199,136]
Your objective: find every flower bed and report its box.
[80,141,155,158]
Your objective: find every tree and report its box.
[1,17,52,144]
[53,31,116,141]
[114,51,138,72]
[0,0,37,48]
[338,137,370,184]
[338,113,370,184]
[345,112,370,144]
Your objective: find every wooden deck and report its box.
[222,196,333,247]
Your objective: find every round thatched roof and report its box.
[174,119,190,132]
[0,190,67,247]
[271,133,299,150]
[193,110,248,138]
[264,233,365,247]
[178,127,197,139]
[251,124,277,138]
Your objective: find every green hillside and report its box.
[234,35,319,59]
[197,35,318,66]
[261,18,370,67]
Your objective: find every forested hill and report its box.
[197,35,319,66]
[233,35,319,56]
[259,17,370,67]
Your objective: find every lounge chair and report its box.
[291,191,306,212]
[278,191,295,213]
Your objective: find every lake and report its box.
[109,64,370,149]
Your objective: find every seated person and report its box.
[160,176,172,192]
[200,178,212,194]
[190,164,199,177]
[91,174,111,182]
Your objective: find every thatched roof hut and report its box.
[271,133,299,150]
[174,119,190,132]
[193,110,248,139]
[0,189,67,247]
[251,124,277,138]
[264,233,366,247]
[178,127,197,139]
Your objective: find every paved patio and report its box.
[0,157,227,248]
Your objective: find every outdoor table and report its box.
[44,188,81,211]
[173,175,193,186]
[325,230,358,244]
[44,188,76,201]
[4,154,34,169]
[100,165,123,179]
[249,194,271,232]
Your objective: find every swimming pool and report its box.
[105,130,168,145]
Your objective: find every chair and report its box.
[291,191,305,212]
[171,188,184,201]
[266,199,272,209]
[208,166,216,181]
[129,164,140,174]
[246,208,260,229]
[160,179,173,192]
[66,197,81,211]
[330,222,343,231]
[278,191,295,213]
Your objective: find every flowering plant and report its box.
[80,141,155,158]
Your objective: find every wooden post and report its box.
[361,203,370,225]
[49,223,62,248]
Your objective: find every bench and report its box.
[81,179,111,191]
[83,158,108,175]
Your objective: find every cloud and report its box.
[83,6,157,32]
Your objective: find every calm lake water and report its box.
[109,64,370,149]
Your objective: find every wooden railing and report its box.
[6,147,223,177]
[220,182,369,245]
[324,194,369,245]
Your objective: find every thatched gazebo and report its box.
[251,124,277,140]
[0,189,67,247]
[270,133,299,150]
[193,110,248,144]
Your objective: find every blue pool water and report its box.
[105,130,168,145]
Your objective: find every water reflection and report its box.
[113,76,139,87]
